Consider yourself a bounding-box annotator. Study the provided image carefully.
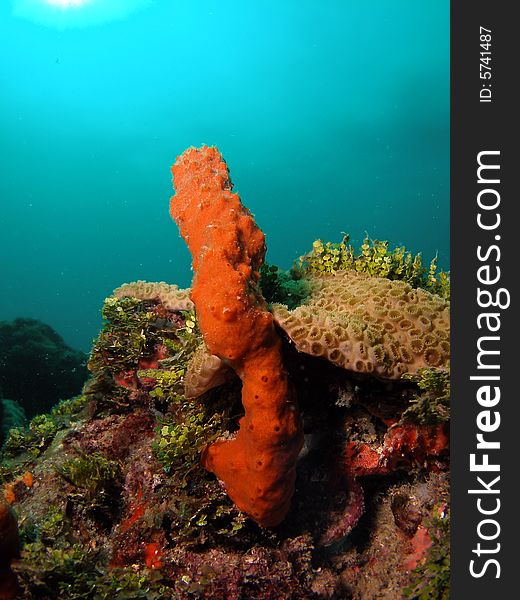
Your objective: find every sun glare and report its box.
[45,0,90,7]
[12,0,152,28]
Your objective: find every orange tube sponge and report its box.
[170,146,303,527]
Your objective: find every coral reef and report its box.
[0,280,450,599]
[114,281,194,311]
[0,146,451,598]
[345,422,449,478]
[0,318,89,418]
[183,250,450,402]
[170,146,303,527]
[404,508,450,599]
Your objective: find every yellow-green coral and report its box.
[183,242,450,394]
[183,344,235,399]
[272,270,450,379]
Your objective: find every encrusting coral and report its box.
[170,145,304,527]
[113,281,194,311]
[272,269,450,378]
[181,249,450,400]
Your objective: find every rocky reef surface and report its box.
[0,147,450,599]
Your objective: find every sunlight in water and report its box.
[44,0,91,8]
[11,0,152,27]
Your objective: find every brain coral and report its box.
[271,270,450,378]
[113,281,194,311]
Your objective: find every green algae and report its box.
[153,409,222,474]
[299,234,450,299]
[2,394,87,457]
[404,509,450,600]
[259,262,310,308]
[3,266,451,597]
[18,523,170,599]
[2,413,60,460]
[402,368,450,425]
[56,452,121,500]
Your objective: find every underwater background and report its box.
[0,0,449,353]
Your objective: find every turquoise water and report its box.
[0,1,449,352]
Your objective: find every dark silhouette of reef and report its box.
[0,400,26,449]
[0,318,89,419]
